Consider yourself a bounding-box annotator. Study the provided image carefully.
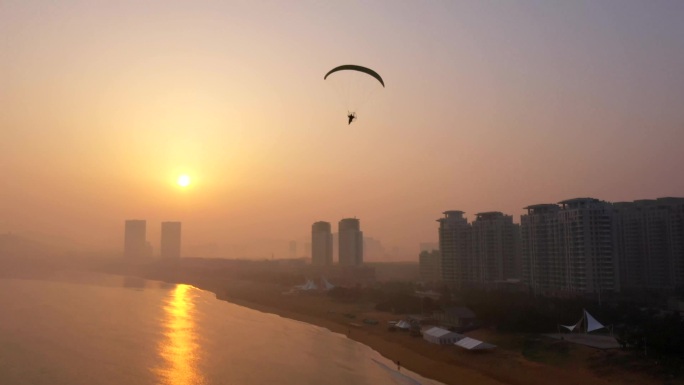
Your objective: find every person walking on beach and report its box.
[396,360,401,371]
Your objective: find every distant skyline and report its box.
[2,1,683,257]
[160,221,182,259]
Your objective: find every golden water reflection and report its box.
[155,284,204,385]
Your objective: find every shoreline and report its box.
[210,284,506,385]
[1,265,674,385]
[41,266,662,385]
[184,278,658,385]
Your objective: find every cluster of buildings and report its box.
[421,197,684,297]
[311,218,364,266]
[124,220,182,259]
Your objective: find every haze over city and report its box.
[2,1,683,258]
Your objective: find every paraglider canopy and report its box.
[324,64,385,123]
[324,65,385,87]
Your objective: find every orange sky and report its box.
[2,1,684,258]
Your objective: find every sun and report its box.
[177,174,191,187]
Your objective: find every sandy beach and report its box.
[180,277,663,385]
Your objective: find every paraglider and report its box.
[347,112,356,125]
[324,64,384,124]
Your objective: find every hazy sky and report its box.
[2,1,683,257]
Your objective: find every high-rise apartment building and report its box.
[363,237,386,262]
[437,211,470,287]
[614,198,684,291]
[124,220,147,258]
[559,198,616,294]
[419,249,442,283]
[521,198,617,295]
[435,196,684,297]
[311,221,333,266]
[520,204,560,292]
[161,222,182,259]
[338,218,363,266]
[471,212,521,285]
[419,242,439,252]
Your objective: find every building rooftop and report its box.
[475,211,505,220]
[437,210,467,223]
[614,197,684,209]
[523,203,558,210]
[557,197,601,205]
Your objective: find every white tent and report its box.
[455,337,496,350]
[585,310,605,332]
[395,320,411,330]
[295,279,318,291]
[423,327,463,345]
[560,309,606,333]
[321,277,335,291]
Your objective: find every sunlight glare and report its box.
[154,284,204,385]
[177,175,191,187]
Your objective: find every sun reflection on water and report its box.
[154,284,204,385]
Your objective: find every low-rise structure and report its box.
[433,306,477,330]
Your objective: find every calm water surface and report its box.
[0,274,442,385]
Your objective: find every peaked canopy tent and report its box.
[295,279,318,291]
[321,277,335,291]
[560,309,606,333]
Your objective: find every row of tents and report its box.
[388,319,496,351]
[422,327,496,350]
[398,309,610,352]
[293,277,335,292]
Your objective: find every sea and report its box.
[0,273,444,385]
